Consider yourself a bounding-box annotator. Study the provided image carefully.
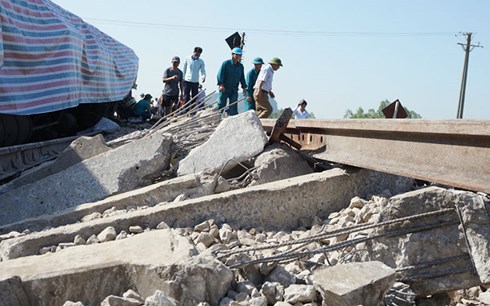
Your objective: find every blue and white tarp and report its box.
[0,0,139,115]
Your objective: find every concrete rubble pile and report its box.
[0,110,489,305]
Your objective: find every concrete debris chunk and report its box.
[0,132,173,226]
[249,143,313,186]
[144,290,178,306]
[261,281,284,304]
[129,226,144,234]
[123,289,144,303]
[62,301,85,306]
[97,226,117,242]
[312,261,396,306]
[101,295,142,306]
[479,291,490,304]
[283,284,317,304]
[178,111,268,176]
[361,187,490,295]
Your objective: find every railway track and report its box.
[261,119,490,194]
[1,118,489,194]
[0,133,98,182]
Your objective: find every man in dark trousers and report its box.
[161,56,183,116]
[216,47,247,116]
[182,47,206,110]
[245,57,264,111]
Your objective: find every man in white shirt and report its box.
[293,99,311,119]
[182,47,206,110]
[253,57,282,118]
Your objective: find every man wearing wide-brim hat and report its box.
[253,57,282,118]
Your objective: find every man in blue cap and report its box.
[245,57,264,111]
[216,47,247,116]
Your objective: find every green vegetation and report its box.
[344,100,422,119]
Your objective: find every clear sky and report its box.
[51,0,489,120]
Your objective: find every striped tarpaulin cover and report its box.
[0,0,139,115]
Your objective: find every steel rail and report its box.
[0,133,99,182]
[261,119,490,193]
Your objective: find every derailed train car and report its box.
[0,0,138,147]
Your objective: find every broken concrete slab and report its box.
[312,261,396,306]
[249,143,313,186]
[177,111,268,176]
[0,230,233,306]
[361,187,490,296]
[0,168,413,261]
[0,172,217,234]
[456,194,490,284]
[0,132,173,226]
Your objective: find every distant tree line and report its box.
[344,100,422,119]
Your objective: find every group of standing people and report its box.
[133,46,310,121]
[160,47,206,116]
[217,47,283,118]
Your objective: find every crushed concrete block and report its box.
[144,290,178,306]
[97,226,117,242]
[0,132,173,226]
[283,284,316,304]
[100,295,141,306]
[178,111,268,176]
[362,187,490,296]
[123,289,144,303]
[480,291,490,304]
[261,281,284,304]
[312,261,396,306]
[457,195,490,284]
[62,301,85,306]
[0,230,232,305]
[250,143,313,186]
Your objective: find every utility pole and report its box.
[456,32,482,119]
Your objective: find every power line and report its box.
[85,18,454,37]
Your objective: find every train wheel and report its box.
[15,115,33,144]
[0,114,19,147]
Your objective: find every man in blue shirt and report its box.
[182,47,206,110]
[216,47,247,116]
[132,94,152,120]
[245,57,264,111]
